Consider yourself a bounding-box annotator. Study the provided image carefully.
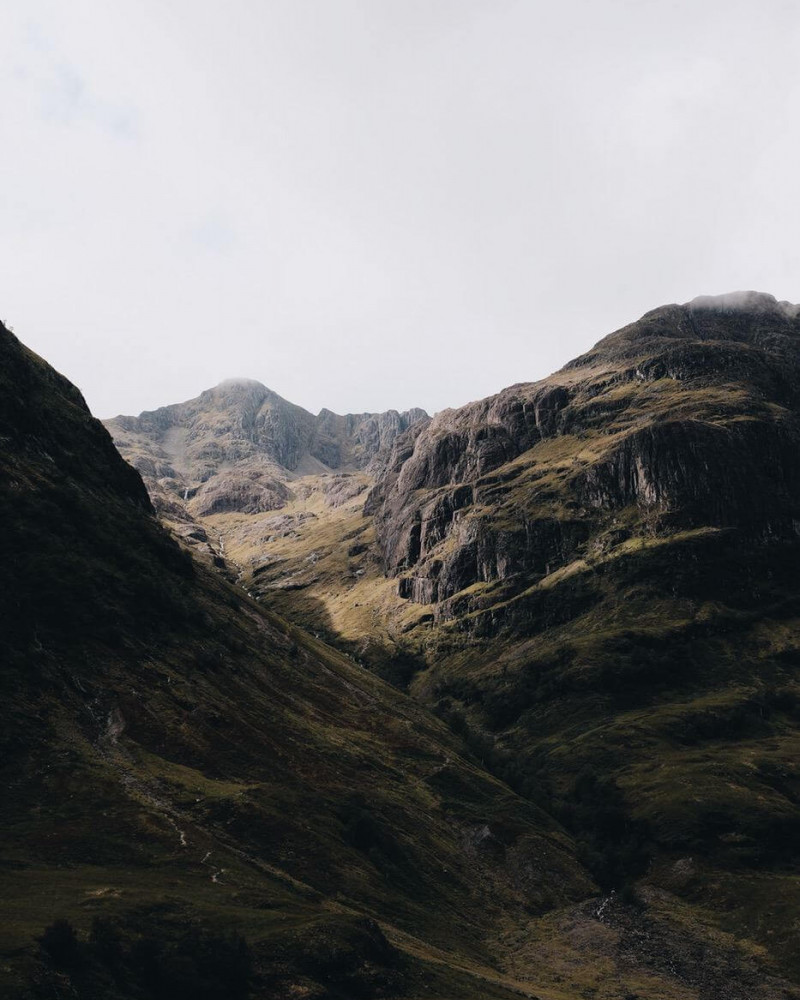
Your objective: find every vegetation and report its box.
[12,297,800,996]
[0,322,593,1000]
[38,914,252,999]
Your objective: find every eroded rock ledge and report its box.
[367,293,800,609]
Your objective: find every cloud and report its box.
[18,20,139,138]
[188,216,238,255]
[2,0,800,421]
[689,291,800,317]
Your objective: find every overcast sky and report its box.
[1,1,799,418]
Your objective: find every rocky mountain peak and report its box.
[581,291,800,367]
[199,377,296,412]
[106,380,429,520]
[212,376,269,390]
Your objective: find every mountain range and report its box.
[5,292,800,998]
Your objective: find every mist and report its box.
[1,0,799,418]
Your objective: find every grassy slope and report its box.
[214,304,800,992]
[387,309,800,986]
[97,300,800,996]
[0,324,599,999]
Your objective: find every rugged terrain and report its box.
[105,379,426,528]
[361,292,800,983]
[10,321,787,999]
[104,290,800,995]
[1,323,602,999]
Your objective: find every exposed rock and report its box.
[323,474,369,508]
[190,465,291,516]
[369,292,800,606]
[105,381,428,519]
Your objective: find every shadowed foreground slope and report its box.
[0,323,596,998]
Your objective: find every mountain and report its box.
[105,380,427,522]
[106,291,800,995]
[367,291,800,984]
[1,324,602,998]
[363,291,800,986]
[370,290,800,603]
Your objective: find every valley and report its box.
[4,294,800,997]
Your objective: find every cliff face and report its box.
[368,292,800,608]
[106,380,428,520]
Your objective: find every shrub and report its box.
[39,918,81,969]
[561,769,651,892]
[37,914,253,999]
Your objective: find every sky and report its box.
[1,0,800,419]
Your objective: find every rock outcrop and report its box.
[368,292,800,607]
[106,379,428,520]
